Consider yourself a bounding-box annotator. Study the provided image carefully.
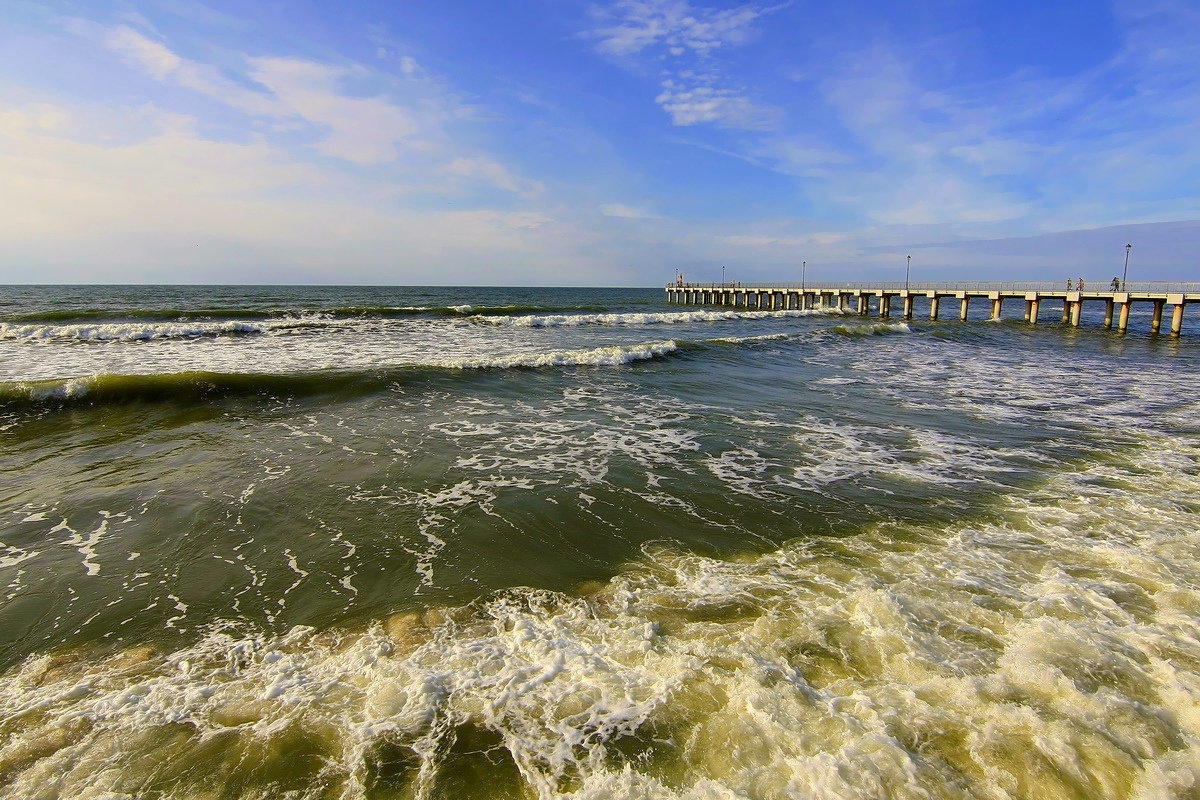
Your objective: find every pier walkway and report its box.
[665,281,1200,336]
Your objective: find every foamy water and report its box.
[3,431,1198,799]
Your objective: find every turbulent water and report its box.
[2,284,1199,800]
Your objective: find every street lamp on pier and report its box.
[906,255,911,291]
[722,265,725,287]
[802,260,806,291]
[1123,244,1131,291]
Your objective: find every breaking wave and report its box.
[0,342,680,408]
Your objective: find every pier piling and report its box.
[667,281,1200,336]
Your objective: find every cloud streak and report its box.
[588,0,781,131]
[591,0,767,56]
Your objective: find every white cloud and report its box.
[87,23,432,164]
[0,101,588,283]
[588,0,779,130]
[400,56,422,79]
[95,24,283,117]
[591,0,767,57]
[440,156,544,198]
[600,203,655,218]
[655,79,778,129]
[723,232,846,248]
[248,57,420,164]
[105,25,181,79]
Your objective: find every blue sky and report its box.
[1,0,1198,285]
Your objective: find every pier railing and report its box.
[665,280,1200,335]
[667,281,1200,293]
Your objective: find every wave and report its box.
[0,342,680,408]
[431,340,678,369]
[4,303,616,326]
[4,307,275,324]
[707,332,791,344]
[328,303,601,318]
[831,321,913,336]
[0,320,274,342]
[478,308,816,328]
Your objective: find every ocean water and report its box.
[1,284,1199,800]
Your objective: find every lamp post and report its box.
[1123,244,1131,290]
[722,265,726,287]
[906,255,911,291]
[802,260,806,291]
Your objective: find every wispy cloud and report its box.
[600,203,655,218]
[590,0,768,56]
[586,0,781,131]
[440,156,545,198]
[247,57,420,165]
[80,22,441,165]
[88,23,283,117]
[0,99,578,282]
[656,76,779,129]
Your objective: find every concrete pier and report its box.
[666,281,1200,337]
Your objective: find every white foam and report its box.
[0,542,38,570]
[432,340,678,369]
[26,377,93,401]
[7,458,1200,800]
[709,332,791,344]
[0,320,268,342]
[481,309,812,328]
[831,320,912,336]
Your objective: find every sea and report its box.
[1,284,1198,800]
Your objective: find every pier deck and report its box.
[665,281,1200,336]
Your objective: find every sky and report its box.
[1,0,1198,286]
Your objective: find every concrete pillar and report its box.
[902,293,914,319]
[990,293,1002,320]
[1025,292,1040,325]
[880,295,892,319]
[1062,299,1070,324]
[930,296,940,320]
[1118,298,1131,332]
[1152,300,1164,333]
[960,296,969,321]
[1169,294,1185,336]
[1070,300,1082,327]
[857,294,867,315]
[1104,299,1114,328]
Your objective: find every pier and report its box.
[665,281,1200,336]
